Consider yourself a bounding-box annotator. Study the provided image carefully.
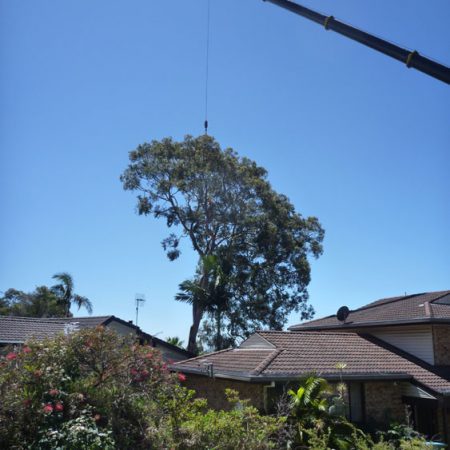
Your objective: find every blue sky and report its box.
[1,0,449,342]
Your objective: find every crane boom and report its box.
[264,0,450,84]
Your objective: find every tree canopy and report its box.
[0,273,92,318]
[121,135,324,353]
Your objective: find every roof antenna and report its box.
[135,293,146,327]
[203,0,211,135]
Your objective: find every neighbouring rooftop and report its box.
[174,330,450,395]
[289,290,450,331]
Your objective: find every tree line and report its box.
[0,273,92,318]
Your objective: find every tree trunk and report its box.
[215,309,222,351]
[187,302,203,354]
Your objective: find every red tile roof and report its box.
[289,291,450,331]
[174,330,450,395]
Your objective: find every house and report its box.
[0,315,193,362]
[173,290,450,441]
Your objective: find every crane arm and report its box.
[264,0,450,85]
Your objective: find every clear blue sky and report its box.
[1,0,449,342]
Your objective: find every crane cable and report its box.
[204,0,211,135]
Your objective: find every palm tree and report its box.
[175,255,230,353]
[288,375,330,418]
[51,272,93,317]
[165,337,185,348]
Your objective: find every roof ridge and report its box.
[0,315,112,321]
[290,330,359,336]
[251,349,283,375]
[0,315,69,322]
[258,330,358,336]
[355,293,423,312]
[172,347,232,365]
[430,291,450,304]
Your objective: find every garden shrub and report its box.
[0,330,433,449]
[0,327,284,449]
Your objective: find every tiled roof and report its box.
[173,348,276,376]
[0,315,112,344]
[289,291,450,331]
[0,315,193,359]
[174,330,450,395]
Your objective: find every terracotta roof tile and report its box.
[290,291,450,330]
[174,330,450,395]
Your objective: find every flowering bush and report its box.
[0,326,177,449]
[0,327,286,449]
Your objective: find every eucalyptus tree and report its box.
[121,135,324,353]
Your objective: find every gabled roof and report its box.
[173,330,450,396]
[289,291,450,331]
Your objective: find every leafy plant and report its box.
[288,374,371,450]
[0,328,285,449]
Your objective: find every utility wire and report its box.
[204,0,211,134]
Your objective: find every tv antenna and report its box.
[135,293,146,327]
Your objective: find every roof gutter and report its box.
[171,365,414,383]
[289,317,450,331]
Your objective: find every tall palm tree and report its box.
[51,272,93,317]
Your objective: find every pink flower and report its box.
[43,404,53,414]
[54,402,64,412]
[6,352,17,361]
[145,352,153,360]
[130,368,138,376]
[141,369,149,379]
[22,346,32,354]
[49,389,59,396]
[177,373,186,382]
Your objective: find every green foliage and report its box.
[121,135,324,352]
[0,272,92,317]
[174,389,285,450]
[0,328,284,449]
[0,287,65,318]
[287,375,371,449]
[288,375,330,419]
[0,327,176,449]
[36,409,115,450]
[376,423,428,449]
[51,272,93,316]
[166,336,185,348]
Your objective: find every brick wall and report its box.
[364,382,406,425]
[432,325,450,365]
[182,374,265,411]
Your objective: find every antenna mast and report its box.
[135,293,146,327]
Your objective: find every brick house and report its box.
[173,290,450,441]
[0,315,193,362]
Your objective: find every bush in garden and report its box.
[0,326,177,449]
[286,374,371,449]
[175,389,285,450]
[0,331,431,449]
[0,328,285,450]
